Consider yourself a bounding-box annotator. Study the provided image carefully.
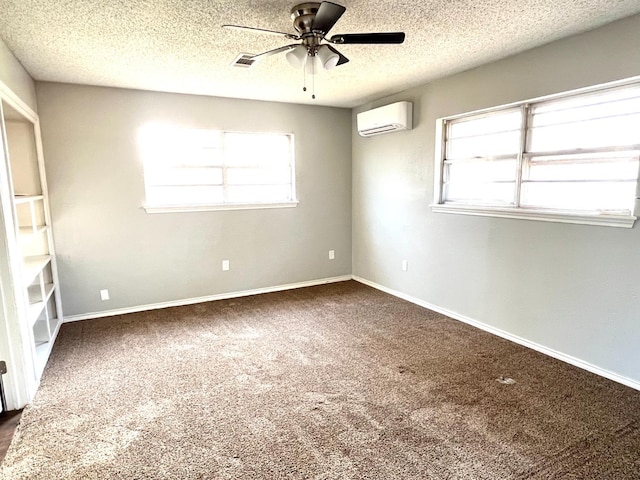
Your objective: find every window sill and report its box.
[144,201,299,213]
[430,203,636,228]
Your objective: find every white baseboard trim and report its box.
[353,275,640,392]
[64,275,353,323]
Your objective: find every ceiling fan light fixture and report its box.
[317,45,339,70]
[304,54,323,76]
[285,44,308,69]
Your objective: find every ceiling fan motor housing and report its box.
[291,2,324,54]
[291,3,321,34]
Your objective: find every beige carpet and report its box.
[2,281,639,479]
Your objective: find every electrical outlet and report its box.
[401,260,408,271]
[329,250,335,260]
[222,260,230,271]
[100,289,110,301]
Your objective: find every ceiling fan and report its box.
[223,2,405,75]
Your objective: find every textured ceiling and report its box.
[1,1,640,108]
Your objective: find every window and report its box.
[433,80,640,227]
[139,124,297,212]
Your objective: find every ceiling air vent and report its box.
[231,54,257,68]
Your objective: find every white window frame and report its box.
[431,77,640,228]
[140,126,298,213]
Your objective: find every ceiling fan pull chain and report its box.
[303,60,308,94]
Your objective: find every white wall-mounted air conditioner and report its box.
[357,101,413,137]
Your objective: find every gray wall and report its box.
[0,38,37,112]
[352,14,640,384]
[36,83,352,316]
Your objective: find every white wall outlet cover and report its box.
[222,260,230,271]
[100,289,110,300]
[329,250,335,260]
[402,260,408,271]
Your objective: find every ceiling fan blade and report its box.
[311,2,346,34]
[251,44,300,59]
[326,45,349,66]
[330,32,406,44]
[222,24,299,40]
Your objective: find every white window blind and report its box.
[523,86,640,213]
[443,108,522,206]
[436,80,640,226]
[138,125,296,211]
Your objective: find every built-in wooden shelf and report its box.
[19,225,49,238]
[3,88,64,408]
[27,283,55,327]
[21,255,51,286]
[13,194,44,204]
